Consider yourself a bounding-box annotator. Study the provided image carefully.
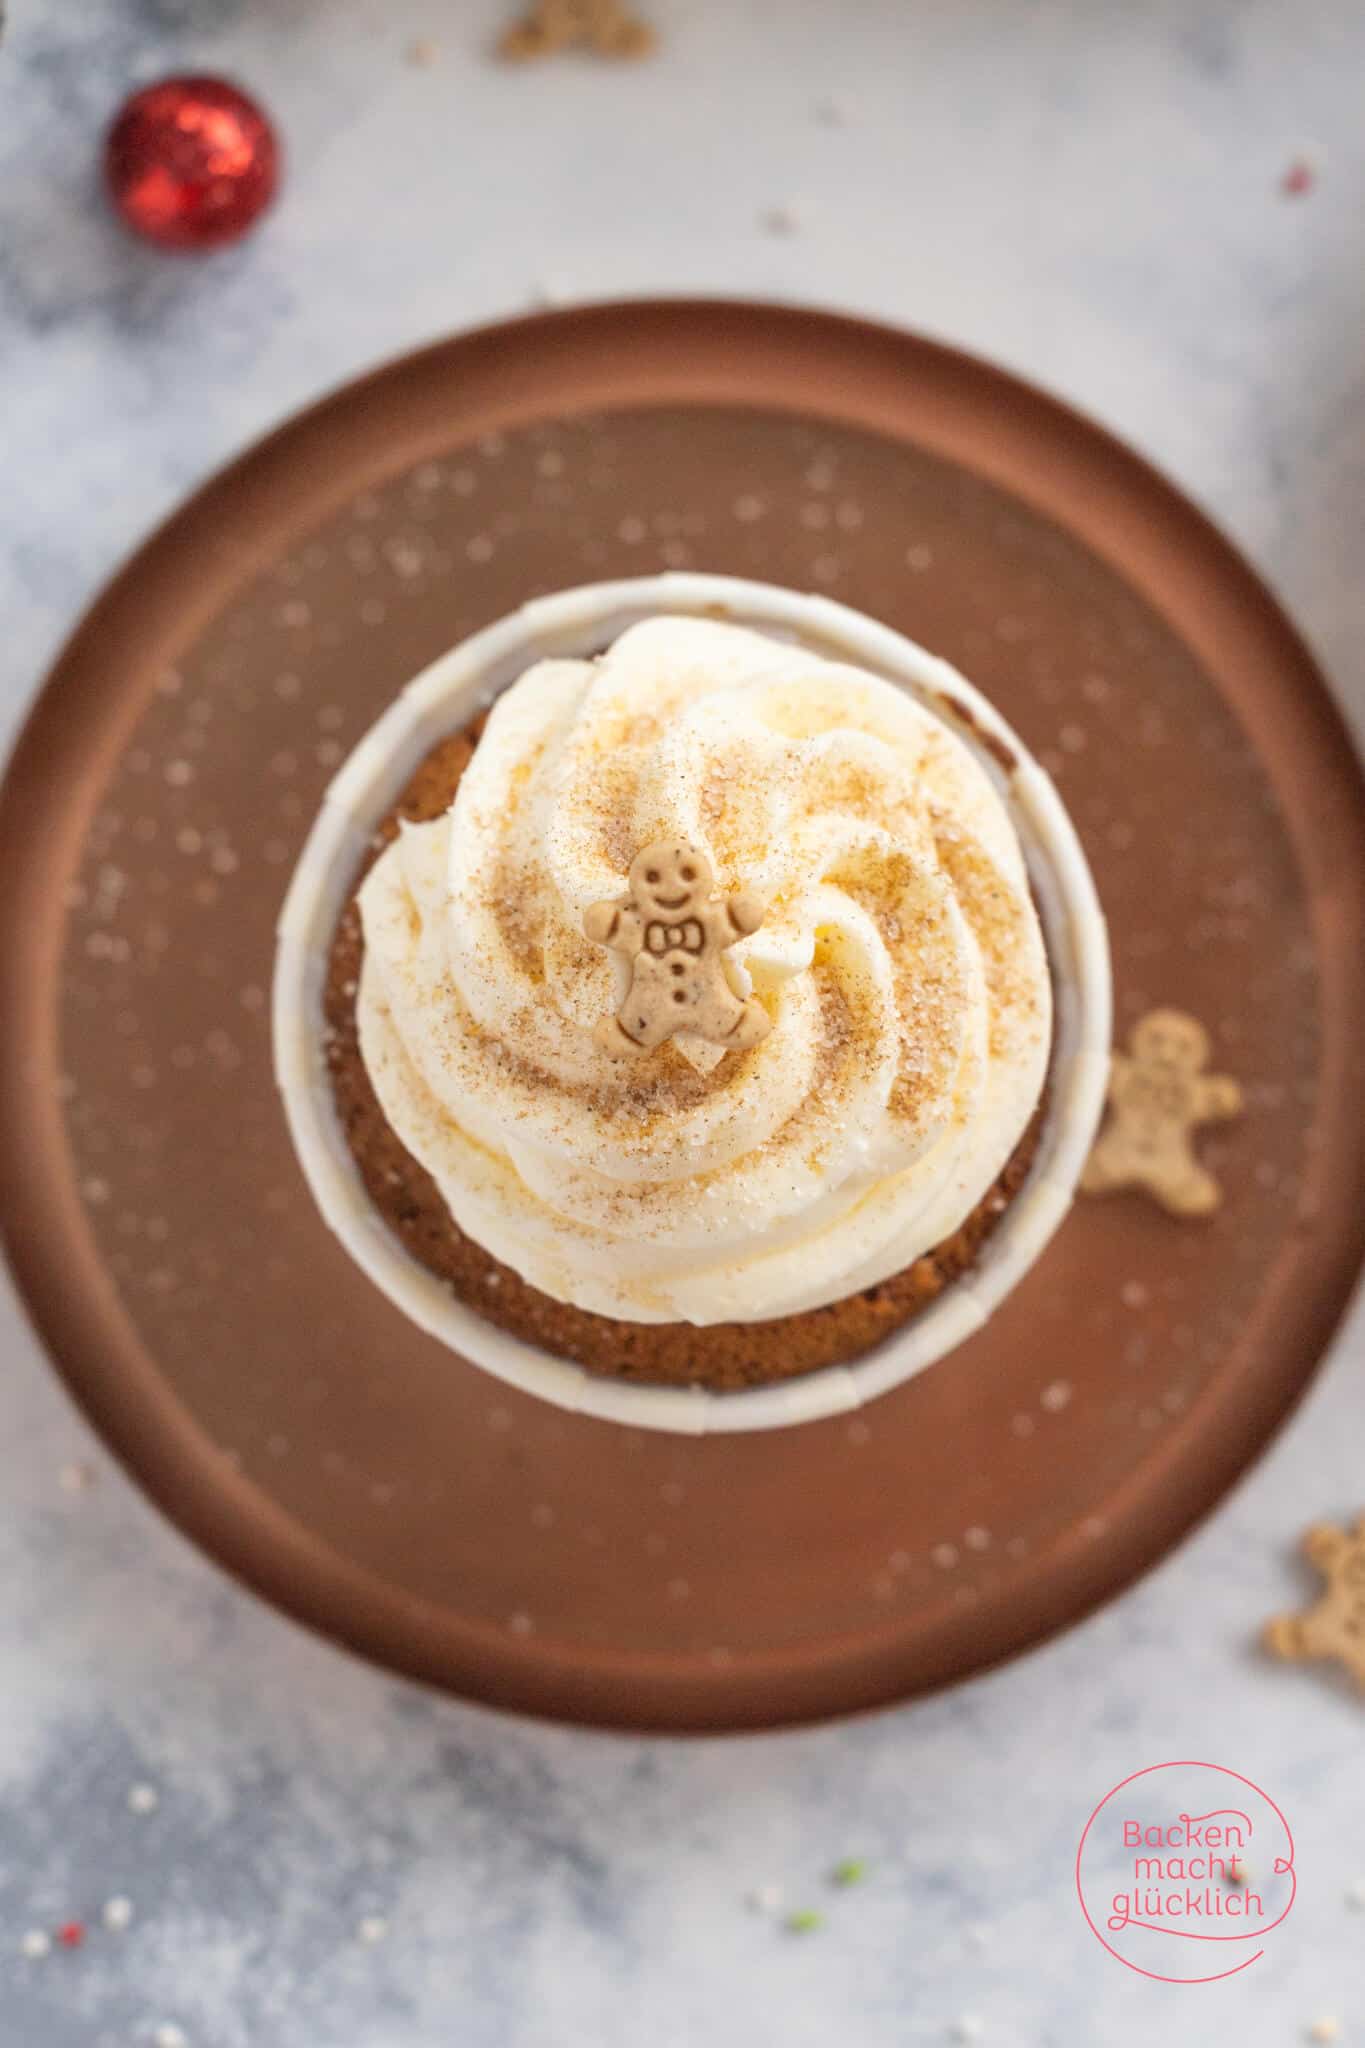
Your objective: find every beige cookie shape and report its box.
[499,0,655,61]
[584,840,771,1060]
[1080,1008,1243,1217]
[1263,1517,1365,1691]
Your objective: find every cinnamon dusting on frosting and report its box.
[353,617,1051,1325]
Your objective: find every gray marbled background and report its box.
[2,3,1364,2044]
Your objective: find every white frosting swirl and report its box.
[356,617,1051,1324]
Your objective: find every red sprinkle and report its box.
[56,1922,86,1949]
[1282,157,1315,197]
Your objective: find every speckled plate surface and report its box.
[3,301,1363,1732]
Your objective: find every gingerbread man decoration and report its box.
[584,840,771,1059]
[1080,1008,1243,1217]
[499,0,655,61]
[1263,1517,1365,1692]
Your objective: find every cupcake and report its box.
[275,575,1110,1431]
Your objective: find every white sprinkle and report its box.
[103,1895,134,1931]
[964,1526,991,1552]
[1040,1380,1072,1413]
[732,494,764,523]
[153,2027,189,2048]
[905,543,933,571]
[931,1542,959,1570]
[747,1883,783,1914]
[356,1915,389,1946]
[128,1782,160,1815]
[508,1611,535,1636]
[1120,1279,1149,1309]
[20,1929,51,1959]
[59,1460,96,1494]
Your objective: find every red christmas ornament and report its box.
[56,1921,86,1949]
[106,76,280,251]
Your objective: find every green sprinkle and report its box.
[830,1857,868,1888]
[784,1908,824,1934]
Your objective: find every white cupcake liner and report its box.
[274,574,1111,1435]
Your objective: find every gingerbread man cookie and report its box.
[1080,1007,1242,1217]
[584,840,771,1059]
[1263,1517,1365,1692]
[499,0,655,61]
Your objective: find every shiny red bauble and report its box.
[106,76,280,251]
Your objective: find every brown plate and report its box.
[3,301,1363,1732]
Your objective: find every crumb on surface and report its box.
[813,91,852,126]
[759,204,799,236]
